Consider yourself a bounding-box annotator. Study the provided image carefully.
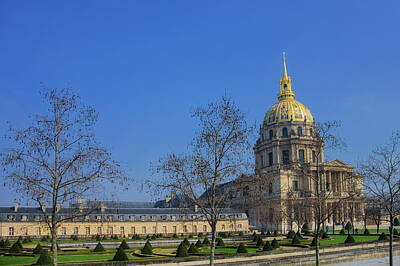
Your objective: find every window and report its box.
[222,224,225,231]
[193,225,197,233]
[162,226,167,233]
[107,227,113,235]
[292,180,299,191]
[238,224,242,229]
[171,215,176,221]
[96,215,101,221]
[269,130,273,139]
[151,215,156,221]
[268,152,273,166]
[98,227,102,235]
[312,151,316,163]
[23,227,27,235]
[282,127,288,137]
[9,227,14,236]
[229,224,233,230]
[120,227,124,235]
[183,225,187,233]
[173,226,177,233]
[119,215,124,221]
[310,128,313,136]
[203,225,207,232]
[140,215,146,221]
[142,226,146,234]
[260,155,264,167]
[62,227,66,235]
[269,182,273,194]
[129,216,135,221]
[74,227,78,235]
[299,149,305,163]
[297,127,302,136]
[108,215,113,221]
[21,215,27,221]
[84,216,90,221]
[282,150,290,164]
[161,215,167,221]
[152,226,156,233]
[37,227,41,236]
[131,226,135,234]
[7,215,15,221]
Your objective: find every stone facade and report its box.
[0,201,248,238]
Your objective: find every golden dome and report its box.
[264,53,314,125]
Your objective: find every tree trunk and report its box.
[210,221,216,266]
[389,214,393,266]
[315,221,320,266]
[51,227,57,266]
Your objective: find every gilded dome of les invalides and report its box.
[264,54,314,125]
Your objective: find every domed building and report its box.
[221,54,364,233]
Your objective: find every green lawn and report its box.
[201,246,260,254]
[328,228,390,234]
[311,234,380,246]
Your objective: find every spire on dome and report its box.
[283,52,288,77]
[278,52,295,101]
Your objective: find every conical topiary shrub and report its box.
[4,239,10,247]
[321,231,329,239]
[188,243,198,254]
[378,232,388,241]
[256,237,264,247]
[340,229,345,235]
[310,237,317,247]
[176,242,188,257]
[296,231,303,239]
[195,239,202,248]
[364,229,370,235]
[119,240,129,250]
[9,242,21,253]
[302,223,310,234]
[183,238,190,247]
[344,234,355,244]
[393,228,399,236]
[33,243,44,254]
[263,241,273,251]
[34,250,52,265]
[113,247,128,261]
[287,230,295,239]
[236,243,247,253]
[141,240,153,255]
[252,234,259,242]
[394,217,400,226]
[93,242,105,252]
[291,234,301,244]
[216,238,224,247]
[15,240,23,249]
[273,230,278,236]
[95,235,101,241]
[271,238,280,249]
[0,239,6,248]
[345,222,352,234]
[203,237,210,246]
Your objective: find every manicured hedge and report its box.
[344,234,355,244]
[113,247,128,261]
[34,250,52,265]
[188,243,198,254]
[236,243,247,253]
[271,238,280,249]
[141,240,153,255]
[176,243,188,257]
[378,232,388,241]
[216,238,225,247]
[291,234,301,244]
[203,237,210,246]
[119,240,129,250]
[33,243,44,254]
[93,242,105,252]
[263,241,273,251]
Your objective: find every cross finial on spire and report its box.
[283,51,287,77]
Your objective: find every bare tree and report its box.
[359,132,400,266]
[304,121,362,266]
[150,95,254,265]
[1,87,126,265]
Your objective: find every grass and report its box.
[201,247,260,254]
[328,228,391,234]
[312,234,380,246]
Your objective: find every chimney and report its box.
[14,202,18,212]
[194,205,198,212]
[40,203,46,212]
[78,198,83,212]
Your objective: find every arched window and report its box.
[269,130,273,139]
[297,127,302,136]
[282,127,288,137]
[309,128,313,136]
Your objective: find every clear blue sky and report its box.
[1,1,399,205]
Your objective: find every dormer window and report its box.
[284,84,287,91]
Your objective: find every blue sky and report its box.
[0,1,399,205]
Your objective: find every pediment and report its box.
[324,158,352,167]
